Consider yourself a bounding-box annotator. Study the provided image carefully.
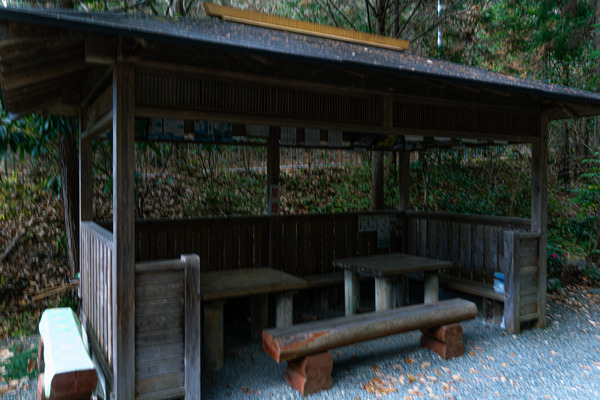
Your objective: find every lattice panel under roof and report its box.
[137,70,381,126]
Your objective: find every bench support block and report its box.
[285,352,333,396]
[420,323,465,360]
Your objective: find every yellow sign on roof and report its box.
[203,3,409,52]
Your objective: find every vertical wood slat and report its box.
[459,223,472,279]
[183,254,201,400]
[80,222,114,369]
[450,222,460,274]
[283,222,297,275]
[438,221,448,261]
[309,220,321,275]
[485,226,498,285]
[408,216,417,255]
[427,219,437,259]
[321,220,334,274]
[473,224,485,281]
[418,219,427,257]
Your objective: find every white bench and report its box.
[37,308,97,400]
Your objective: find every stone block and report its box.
[285,352,333,395]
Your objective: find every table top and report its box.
[332,253,451,278]
[201,267,307,301]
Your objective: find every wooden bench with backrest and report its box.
[262,298,478,396]
[37,308,98,400]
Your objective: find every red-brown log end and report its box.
[262,329,282,362]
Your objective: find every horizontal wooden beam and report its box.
[3,61,88,91]
[203,3,409,51]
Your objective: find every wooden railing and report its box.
[135,255,201,400]
[501,231,541,333]
[405,211,531,284]
[134,211,403,275]
[80,221,114,378]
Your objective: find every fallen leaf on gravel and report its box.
[500,376,507,382]
[372,364,381,374]
[407,373,415,383]
[469,368,478,374]
[9,379,18,387]
[421,361,431,369]
[502,362,507,368]
[27,358,36,374]
[468,351,476,356]
[550,350,557,356]
[406,356,415,364]
[441,367,451,373]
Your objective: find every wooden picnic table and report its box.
[201,267,306,369]
[332,253,451,315]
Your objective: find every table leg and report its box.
[424,271,439,303]
[276,292,294,327]
[251,294,268,339]
[344,270,360,316]
[204,300,224,370]
[375,277,392,311]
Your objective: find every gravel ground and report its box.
[2,286,599,400]
[0,336,38,400]
[202,287,600,400]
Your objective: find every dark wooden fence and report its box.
[134,211,402,276]
[405,211,531,284]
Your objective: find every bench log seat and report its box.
[263,298,477,395]
[37,308,97,400]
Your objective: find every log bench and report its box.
[37,308,97,400]
[262,298,478,395]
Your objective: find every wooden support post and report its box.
[79,118,93,302]
[204,301,224,370]
[112,61,135,400]
[344,270,359,315]
[183,254,201,400]
[276,292,294,327]
[532,115,548,329]
[268,126,281,269]
[371,151,384,210]
[375,277,392,311]
[423,271,439,304]
[399,151,410,253]
[251,294,268,339]
[398,152,410,211]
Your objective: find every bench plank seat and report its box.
[439,274,504,302]
[263,298,477,363]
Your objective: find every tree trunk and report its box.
[58,120,80,278]
[594,0,600,258]
[558,119,570,188]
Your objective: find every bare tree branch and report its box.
[397,0,424,38]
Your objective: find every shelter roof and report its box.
[0,6,599,122]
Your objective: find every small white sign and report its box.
[280,126,297,145]
[328,130,343,147]
[358,215,377,233]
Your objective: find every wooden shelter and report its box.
[1,5,600,399]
